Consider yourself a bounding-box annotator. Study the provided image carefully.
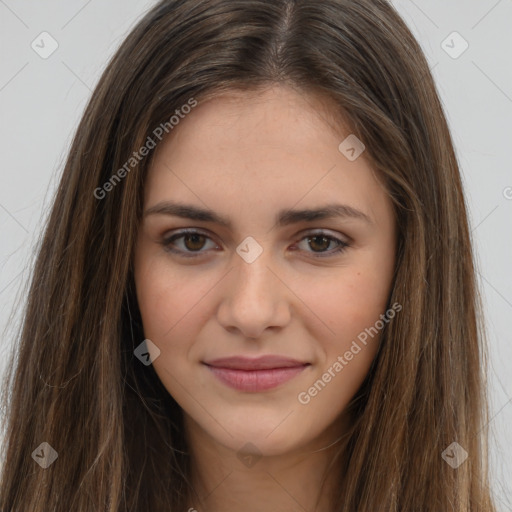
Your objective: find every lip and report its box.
[203,356,310,392]
[205,355,308,370]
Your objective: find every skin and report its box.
[134,85,397,512]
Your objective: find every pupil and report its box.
[185,234,205,251]
[309,235,329,252]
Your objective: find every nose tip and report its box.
[217,255,291,339]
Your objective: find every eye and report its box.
[293,231,350,258]
[161,229,218,257]
[160,229,350,258]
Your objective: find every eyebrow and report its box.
[143,201,373,228]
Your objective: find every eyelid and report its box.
[161,228,219,257]
[292,230,350,258]
[160,228,350,258]
[296,228,350,244]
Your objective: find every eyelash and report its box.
[160,229,350,259]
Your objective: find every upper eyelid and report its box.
[162,228,349,248]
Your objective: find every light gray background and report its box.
[0,0,511,508]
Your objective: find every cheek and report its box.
[134,251,185,339]
[134,252,220,352]
[133,260,206,398]
[298,265,393,346]
[295,270,392,419]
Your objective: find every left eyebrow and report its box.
[143,201,373,228]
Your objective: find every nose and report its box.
[216,250,291,340]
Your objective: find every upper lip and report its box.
[204,356,309,370]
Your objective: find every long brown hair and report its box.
[0,0,495,510]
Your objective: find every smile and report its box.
[205,365,308,391]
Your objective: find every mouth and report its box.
[203,355,310,392]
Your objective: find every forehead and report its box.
[143,86,389,228]
[170,85,350,153]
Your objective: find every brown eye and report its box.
[182,233,207,251]
[161,230,218,257]
[295,231,349,258]
[307,235,332,252]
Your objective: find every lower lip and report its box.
[205,364,308,392]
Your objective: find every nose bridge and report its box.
[217,240,289,337]
[232,242,280,306]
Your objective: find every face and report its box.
[134,85,396,458]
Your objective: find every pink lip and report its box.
[204,356,310,392]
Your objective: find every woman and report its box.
[0,0,496,510]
